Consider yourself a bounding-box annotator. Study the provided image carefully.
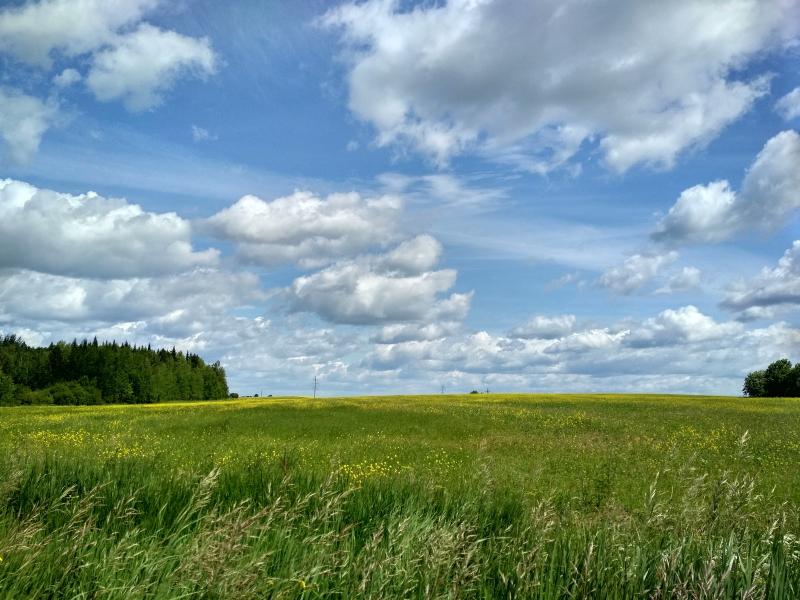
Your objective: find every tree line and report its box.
[743,358,799,398]
[0,335,228,406]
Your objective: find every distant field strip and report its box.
[1,394,800,597]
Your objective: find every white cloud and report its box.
[722,240,800,317]
[207,190,403,268]
[627,305,742,347]
[372,321,461,344]
[286,235,472,325]
[655,266,702,294]
[509,314,576,339]
[0,87,58,163]
[0,0,158,66]
[598,251,678,294]
[53,68,82,88]
[653,130,800,243]
[547,328,630,354]
[599,79,768,172]
[0,267,260,329]
[544,272,582,291]
[377,172,507,209]
[191,125,217,142]
[776,87,800,121]
[0,178,218,278]
[86,23,216,111]
[0,1,218,161]
[653,181,739,243]
[364,306,798,394]
[324,0,794,171]
[382,234,441,273]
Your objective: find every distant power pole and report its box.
[313,376,317,399]
[441,384,445,394]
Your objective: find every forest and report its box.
[0,335,228,405]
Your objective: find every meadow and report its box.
[1,394,799,598]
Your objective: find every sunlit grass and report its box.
[1,394,799,597]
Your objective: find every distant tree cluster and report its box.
[743,358,800,398]
[0,335,228,406]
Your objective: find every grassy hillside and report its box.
[2,394,800,597]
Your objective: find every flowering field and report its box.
[2,394,800,597]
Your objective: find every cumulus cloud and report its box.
[776,87,800,121]
[0,0,158,66]
[0,267,260,329]
[626,305,742,347]
[0,87,58,163]
[86,24,216,111]
[722,241,800,317]
[598,251,677,294]
[207,191,403,268]
[323,0,794,171]
[365,305,798,395]
[653,130,800,244]
[0,178,218,278]
[509,314,576,339]
[0,0,218,160]
[547,328,630,354]
[286,235,472,325]
[53,68,81,88]
[371,321,462,344]
[655,266,702,294]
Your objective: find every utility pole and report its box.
[441,384,445,394]
[313,376,317,399]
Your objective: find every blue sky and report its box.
[0,0,799,396]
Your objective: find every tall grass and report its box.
[2,395,799,598]
[1,448,798,598]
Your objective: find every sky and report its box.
[0,0,799,396]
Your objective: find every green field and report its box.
[2,394,800,598]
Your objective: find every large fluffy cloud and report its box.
[286,235,472,325]
[0,0,158,66]
[207,191,402,268]
[0,267,259,327]
[0,179,218,278]
[653,130,800,244]
[0,88,58,164]
[598,251,677,294]
[86,23,216,111]
[722,241,800,318]
[324,0,796,171]
[626,305,742,347]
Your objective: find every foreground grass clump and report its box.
[1,394,800,597]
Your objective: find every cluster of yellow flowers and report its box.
[336,457,408,485]
[22,426,163,462]
[26,428,90,448]
[658,424,737,454]
[98,442,150,460]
